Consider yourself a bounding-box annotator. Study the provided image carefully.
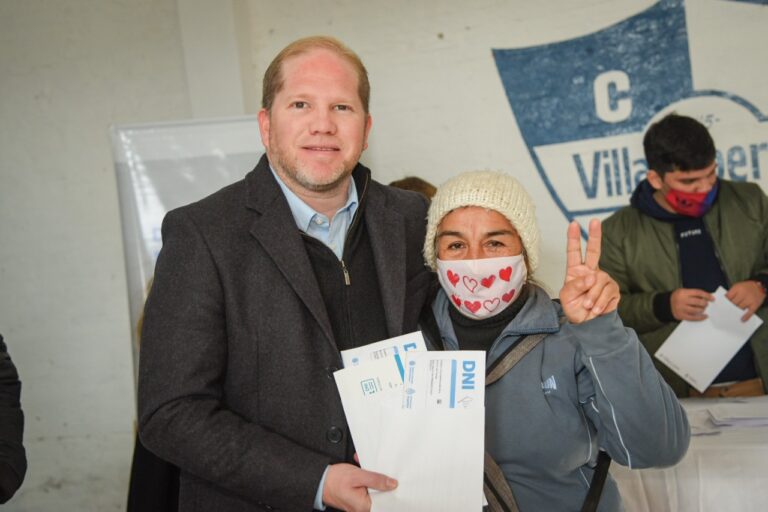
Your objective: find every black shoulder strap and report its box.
[580,451,612,512]
[484,330,550,512]
[485,331,547,385]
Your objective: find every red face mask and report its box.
[664,181,719,217]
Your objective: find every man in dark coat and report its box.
[137,36,432,512]
[0,334,26,503]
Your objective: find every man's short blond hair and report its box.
[261,35,370,113]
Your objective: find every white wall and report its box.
[177,0,245,117]
[0,1,191,509]
[1,0,766,509]
[241,0,768,290]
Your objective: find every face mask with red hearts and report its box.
[436,254,527,320]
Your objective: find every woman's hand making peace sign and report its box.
[559,219,620,324]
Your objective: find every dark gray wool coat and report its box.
[138,155,432,511]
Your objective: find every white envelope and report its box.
[334,348,486,511]
[333,357,404,466]
[402,351,485,410]
[340,331,427,374]
[368,408,485,512]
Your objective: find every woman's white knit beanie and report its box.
[423,170,540,272]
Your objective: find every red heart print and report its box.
[501,289,516,302]
[483,298,500,312]
[464,300,481,313]
[447,270,460,287]
[451,294,462,308]
[463,276,478,293]
[481,275,496,288]
[499,266,512,281]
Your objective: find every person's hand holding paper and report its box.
[655,286,764,392]
[726,280,767,321]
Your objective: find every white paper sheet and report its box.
[655,286,763,392]
[708,401,768,427]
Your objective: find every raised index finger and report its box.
[584,218,602,270]
[566,221,583,269]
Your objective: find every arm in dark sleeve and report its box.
[0,335,27,503]
[752,186,768,308]
[601,220,671,332]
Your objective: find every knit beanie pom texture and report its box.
[423,170,540,272]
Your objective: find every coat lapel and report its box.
[365,184,407,338]
[245,156,336,347]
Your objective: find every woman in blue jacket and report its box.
[419,171,690,511]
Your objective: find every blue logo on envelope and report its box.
[493,0,768,228]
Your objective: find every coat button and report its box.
[326,426,343,444]
[326,366,339,379]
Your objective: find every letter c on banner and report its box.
[594,70,632,123]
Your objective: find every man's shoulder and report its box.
[367,178,430,218]
[603,204,643,233]
[718,179,767,200]
[705,180,768,226]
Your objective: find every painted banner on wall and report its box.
[493,0,768,230]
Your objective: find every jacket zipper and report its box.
[338,172,370,287]
[340,260,351,285]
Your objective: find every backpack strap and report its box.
[486,332,548,385]
[484,451,519,512]
[483,330,549,512]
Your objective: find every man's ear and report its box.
[362,113,373,150]
[646,170,664,190]
[257,108,270,151]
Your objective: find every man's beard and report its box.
[269,145,359,193]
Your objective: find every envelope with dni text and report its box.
[334,344,485,512]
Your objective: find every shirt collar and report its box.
[269,164,358,231]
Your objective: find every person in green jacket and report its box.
[601,113,768,398]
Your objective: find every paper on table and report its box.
[655,286,763,393]
[708,400,768,427]
[686,409,722,436]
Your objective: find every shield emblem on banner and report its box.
[493,0,768,232]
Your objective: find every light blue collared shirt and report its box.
[270,167,358,260]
